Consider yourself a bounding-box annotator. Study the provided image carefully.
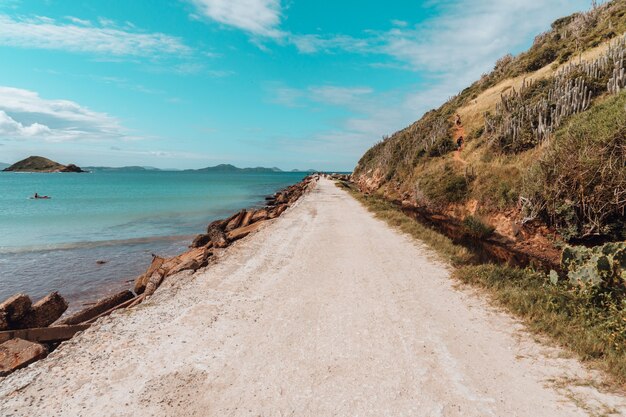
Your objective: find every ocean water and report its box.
[0,170,307,307]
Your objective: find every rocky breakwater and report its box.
[0,175,318,377]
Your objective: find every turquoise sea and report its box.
[0,170,307,307]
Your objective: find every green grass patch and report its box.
[455,264,626,384]
[462,215,496,239]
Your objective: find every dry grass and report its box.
[458,38,615,134]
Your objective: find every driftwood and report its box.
[55,290,134,326]
[0,324,90,344]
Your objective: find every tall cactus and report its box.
[486,33,626,153]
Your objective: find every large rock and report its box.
[191,233,212,248]
[240,210,255,228]
[226,221,265,242]
[207,224,228,248]
[13,292,68,329]
[0,338,48,376]
[269,204,288,219]
[0,311,8,331]
[250,209,269,223]
[0,293,32,323]
[56,290,134,326]
[225,210,247,232]
[134,255,165,294]
[206,218,227,233]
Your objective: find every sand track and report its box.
[1,178,625,416]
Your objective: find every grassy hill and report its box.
[3,156,85,173]
[196,164,282,173]
[353,0,626,244]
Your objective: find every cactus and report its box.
[561,242,626,288]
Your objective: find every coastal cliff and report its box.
[3,156,86,173]
[353,1,626,252]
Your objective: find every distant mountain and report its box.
[84,166,161,172]
[0,162,9,170]
[3,156,86,173]
[291,169,318,173]
[196,164,283,173]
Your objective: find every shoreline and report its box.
[2,177,624,416]
[0,175,319,375]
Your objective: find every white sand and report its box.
[1,178,625,416]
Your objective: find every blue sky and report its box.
[0,0,591,170]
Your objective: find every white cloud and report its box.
[272,0,592,168]
[0,15,191,57]
[289,0,589,78]
[0,86,126,142]
[188,0,282,37]
[0,111,51,137]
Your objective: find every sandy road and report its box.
[1,178,625,416]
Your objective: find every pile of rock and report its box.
[0,292,69,376]
[0,175,318,377]
[328,173,351,181]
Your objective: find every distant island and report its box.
[3,156,86,173]
[83,166,163,172]
[2,158,317,173]
[195,164,282,173]
[194,164,317,173]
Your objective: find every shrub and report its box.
[462,215,496,239]
[418,164,469,208]
[524,92,626,240]
[561,242,626,291]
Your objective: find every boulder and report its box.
[276,193,287,204]
[207,224,228,248]
[269,204,288,219]
[0,338,48,377]
[143,270,165,298]
[134,255,165,294]
[191,233,212,248]
[240,210,255,228]
[206,218,227,233]
[0,311,8,331]
[55,290,134,326]
[0,293,32,323]
[167,258,200,276]
[13,292,68,329]
[250,209,269,223]
[225,210,246,232]
[226,221,265,242]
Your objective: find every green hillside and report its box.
[353,0,626,243]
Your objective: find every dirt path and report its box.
[453,121,468,165]
[1,178,625,416]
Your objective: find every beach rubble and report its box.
[0,338,48,377]
[0,174,319,377]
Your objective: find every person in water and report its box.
[34,192,39,199]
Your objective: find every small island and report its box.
[3,156,86,173]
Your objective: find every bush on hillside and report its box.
[417,164,469,208]
[462,216,496,239]
[523,91,626,240]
